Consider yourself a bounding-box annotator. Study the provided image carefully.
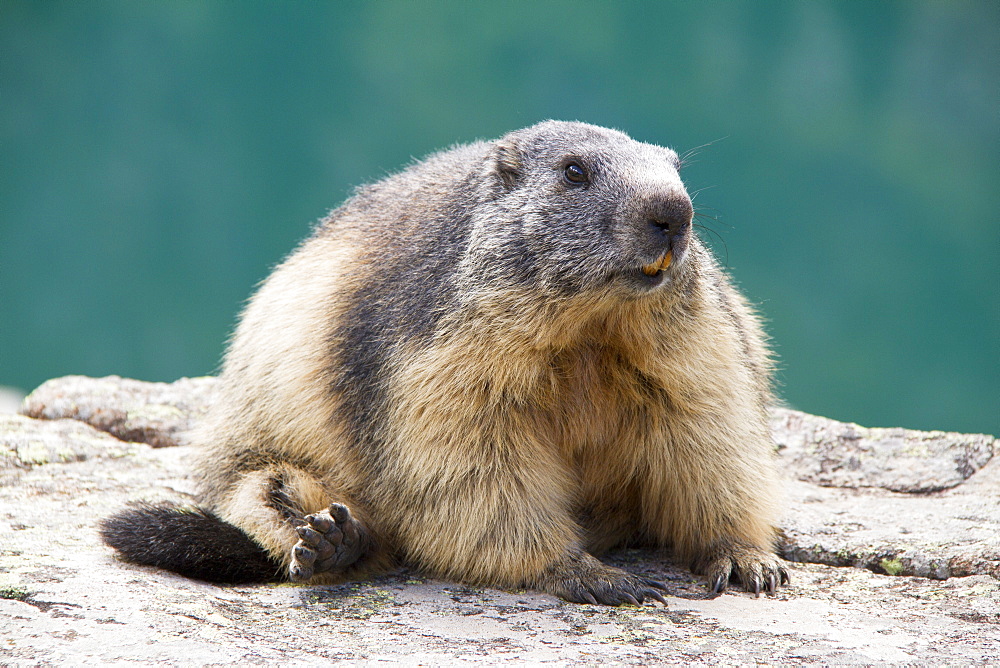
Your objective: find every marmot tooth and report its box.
[659,249,673,271]
[641,250,672,276]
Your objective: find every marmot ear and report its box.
[492,141,522,190]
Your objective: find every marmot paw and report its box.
[695,541,790,596]
[538,552,668,606]
[288,503,369,582]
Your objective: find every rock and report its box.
[0,414,141,473]
[19,375,217,448]
[769,407,998,580]
[1,375,997,664]
[771,407,995,493]
[778,465,1000,579]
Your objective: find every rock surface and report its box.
[1,375,997,664]
[20,375,216,448]
[771,407,994,493]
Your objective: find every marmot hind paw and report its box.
[288,503,369,582]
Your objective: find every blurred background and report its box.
[2,1,997,435]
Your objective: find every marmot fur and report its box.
[101,121,789,605]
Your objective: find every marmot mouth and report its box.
[641,250,673,277]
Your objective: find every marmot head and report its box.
[468,120,695,299]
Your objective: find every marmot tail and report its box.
[99,503,282,584]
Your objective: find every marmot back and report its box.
[101,121,789,604]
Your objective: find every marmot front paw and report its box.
[694,540,790,596]
[538,552,668,606]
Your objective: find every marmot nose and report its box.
[647,195,694,239]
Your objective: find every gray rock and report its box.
[20,375,217,448]
[0,414,142,472]
[1,375,997,664]
[779,466,1000,580]
[771,406,995,493]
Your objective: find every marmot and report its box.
[101,121,789,605]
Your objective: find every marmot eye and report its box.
[563,162,588,185]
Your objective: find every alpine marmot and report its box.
[101,121,789,605]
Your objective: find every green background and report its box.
[2,1,998,436]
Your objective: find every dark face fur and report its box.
[470,121,694,297]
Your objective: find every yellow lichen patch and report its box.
[879,558,905,576]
